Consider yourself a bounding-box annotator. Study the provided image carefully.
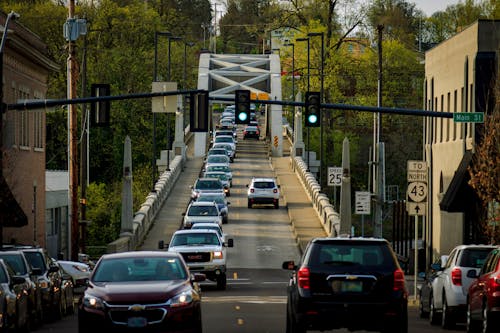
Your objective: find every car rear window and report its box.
[254,181,275,189]
[459,248,494,268]
[310,241,396,269]
[0,254,28,275]
[188,205,218,216]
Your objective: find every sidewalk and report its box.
[271,139,327,254]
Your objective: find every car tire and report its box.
[274,200,279,209]
[247,200,252,209]
[441,294,454,329]
[418,292,429,318]
[286,307,306,333]
[466,301,480,333]
[382,305,408,333]
[429,294,441,325]
[482,304,495,333]
[216,273,227,290]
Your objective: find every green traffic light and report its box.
[238,112,248,122]
[307,114,318,124]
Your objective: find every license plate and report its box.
[127,317,147,328]
[332,280,363,293]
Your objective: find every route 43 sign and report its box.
[406,161,427,216]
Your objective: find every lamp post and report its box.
[152,31,172,190]
[166,36,182,171]
[308,32,325,188]
[0,11,20,249]
[296,37,310,170]
[284,43,295,129]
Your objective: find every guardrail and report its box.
[283,125,340,237]
[107,128,193,254]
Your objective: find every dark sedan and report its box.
[0,258,31,332]
[78,251,205,333]
[243,125,260,139]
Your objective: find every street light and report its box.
[166,36,182,172]
[152,31,172,190]
[296,37,310,170]
[283,43,295,129]
[308,32,325,188]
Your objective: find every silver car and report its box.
[182,201,222,228]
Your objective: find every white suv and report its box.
[182,201,222,229]
[246,177,280,209]
[429,244,496,328]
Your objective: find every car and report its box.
[183,201,222,229]
[243,125,260,139]
[214,129,237,142]
[429,244,496,328]
[204,164,233,186]
[203,171,231,196]
[282,237,408,333]
[191,223,227,243]
[207,148,229,159]
[246,177,280,209]
[53,259,75,316]
[0,250,44,326]
[0,258,32,332]
[17,246,65,321]
[418,259,442,318]
[78,251,205,333]
[204,154,230,167]
[195,192,230,224]
[213,135,236,151]
[165,229,233,290]
[466,246,500,333]
[57,260,91,289]
[212,143,236,161]
[190,177,225,200]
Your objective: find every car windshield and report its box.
[215,137,234,144]
[459,248,494,268]
[192,225,223,238]
[92,257,187,282]
[206,173,227,181]
[207,156,229,164]
[171,233,221,247]
[188,205,219,216]
[198,195,225,205]
[254,181,275,189]
[310,242,395,269]
[0,254,28,275]
[207,165,229,173]
[195,180,222,189]
[22,252,47,273]
[208,149,226,155]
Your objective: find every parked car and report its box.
[190,177,225,200]
[0,258,31,332]
[466,246,500,333]
[165,229,233,290]
[282,237,408,333]
[53,259,75,316]
[0,249,44,326]
[418,259,442,318]
[246,177,280,209]
[78,251,205,333]
[430,244,496,328]
[183,201,222,229]
[57,260,91,288]
[196,192,230,224]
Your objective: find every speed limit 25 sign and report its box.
[328,167,342,187]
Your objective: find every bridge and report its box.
[106,53,339,255]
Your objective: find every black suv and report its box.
[282,237,408,333]
[16,246,64,320]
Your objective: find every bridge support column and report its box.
[172,95,186,161]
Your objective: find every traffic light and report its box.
[235,90,250,124]
[190,91,209,132]
[91,83,110,126]
[305,91,321,127]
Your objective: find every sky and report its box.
[411,0,463,16]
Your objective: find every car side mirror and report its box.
[466,269,478,279]
[430,263,441,271]
[31,267,43,276]
[226,239,234,247]
[227,202,231,205]
[282,261,296,270]
[418,272,426,279]
[48,265,59,273]
[11,276,26,285]
[158,240,165,249]
[246,184,249,188]
[277,185,281,188]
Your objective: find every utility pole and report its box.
[68,0,80,261]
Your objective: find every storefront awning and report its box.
[0,176,28,227]
[439,151,474,212]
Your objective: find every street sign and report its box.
[406,202,426,216]
[453,112,484,123]
[407,160,427,182]
[407,182,428,203]
[327,167,342,187]
[355,191,371,215]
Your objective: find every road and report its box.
[35,126,465,333]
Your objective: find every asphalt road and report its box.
[35,125,465,333]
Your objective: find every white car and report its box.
[57,260,91,288]
[246,177,280,209]
[203,163,233,186]
[167,229,233,290]
[213,135,236,152]
[429,244,496,328]
[191,223,227,242]
[182,201,222,228]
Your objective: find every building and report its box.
[0,11,59,247]
[424,20,499,260]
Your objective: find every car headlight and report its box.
[39,280,49,289]
[167,291,193,308]
[213,251,223,259]
[83,295,105,310]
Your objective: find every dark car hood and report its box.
[87,280,186,303]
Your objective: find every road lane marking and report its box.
[202,296,287,304]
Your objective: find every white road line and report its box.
[202,296,287,304]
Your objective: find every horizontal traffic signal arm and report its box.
[7,90,453,119]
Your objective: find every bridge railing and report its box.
[106,127,193,254]
[283,124,340,237]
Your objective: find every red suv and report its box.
[466,246,500,333]
[282,237,408,333]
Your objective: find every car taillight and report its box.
[451,268,462,286]
[298,267,310,289]
[393,268,405,291]
[250,189,254,193]
[490,273,500,290]
[273,189,278,193]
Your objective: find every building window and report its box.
[18,110,29,147]
[440,95,444,142]
[453,90,457,140]
[460,87,464,139]
[33,110,43,149]
[434,97,438,143]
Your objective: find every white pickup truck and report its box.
[162,229,234,290]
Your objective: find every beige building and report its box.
[424,20,499,261]
[0,11,59,247]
